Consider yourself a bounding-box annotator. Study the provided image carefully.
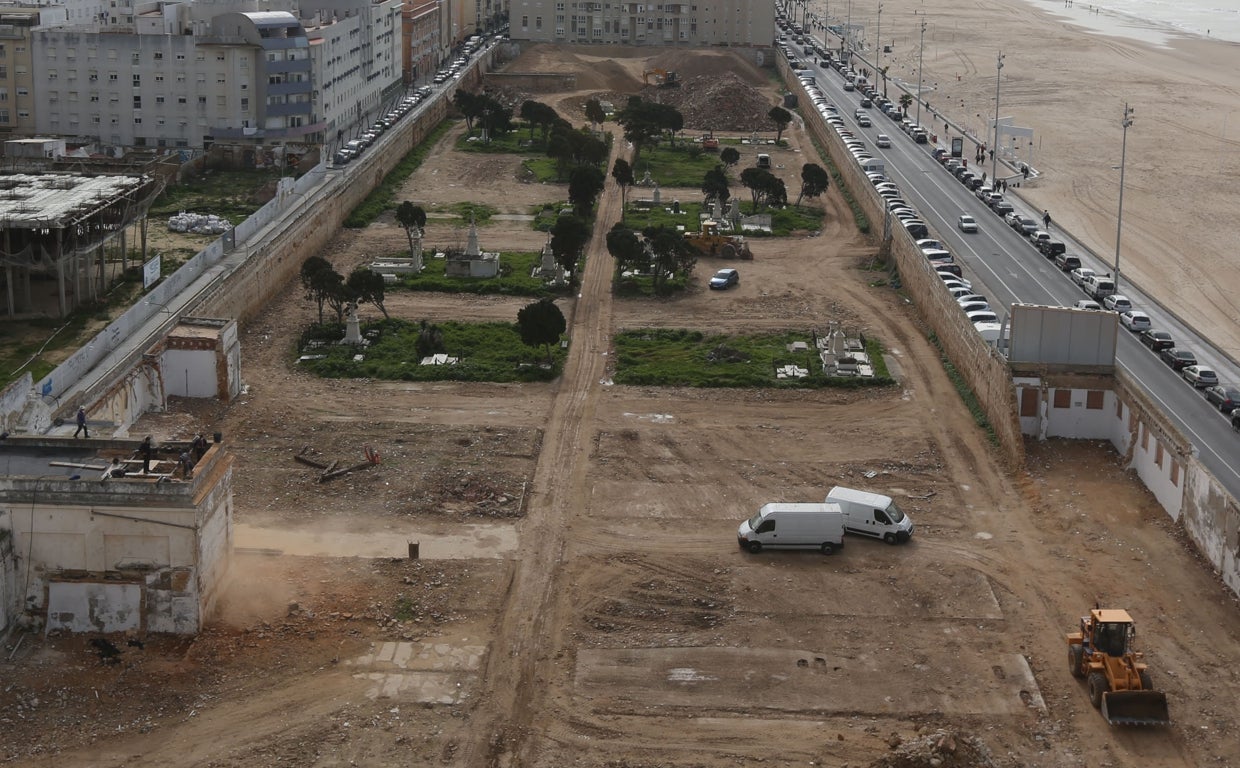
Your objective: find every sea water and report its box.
[1043,0,1240,46]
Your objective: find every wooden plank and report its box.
[294,454,329,470]
[49,461,108,471]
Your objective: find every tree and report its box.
[453,90,482,131]
[584,98,606,131]
[395,201,427,270]
[300,256,335,324]
[550,214,591,274]
[701,165,730,204]
[796,163,830,207]
[616,97,665,163]
[311,264,351,324]
[568,165,606,217]
[651,102,683,147]
[520,100,564,142]
[516,297,566,365]
[879,65,890,98]
[348,267,389,319]
[642,224,697,292]
[768,106,792,142]
[720,146,741,169]
[612,158,634,220]
[899,93,913,116]
[740,167,787,210]
[606,223,646,275]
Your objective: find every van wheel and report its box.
[820,542,835,555]
[883,533,898,545]
[747,541,763,554]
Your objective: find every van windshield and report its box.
[886,503,905,524]
[747,511,765,531]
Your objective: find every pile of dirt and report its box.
[869,730,1000,768]
[644,71,776,132]
[645,49,769,87]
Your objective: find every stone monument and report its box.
[342,301,364,345]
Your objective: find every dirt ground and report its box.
[5,45,1240,768]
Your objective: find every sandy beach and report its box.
[807,0,1240,361]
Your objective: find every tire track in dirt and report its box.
[461,128,626,768]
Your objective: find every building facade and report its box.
[403,0,441,85]
[0,7,65,138]
[28,0,401,153]
[508,0,774,46]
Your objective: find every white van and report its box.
[1084,275,1117,300]
[824,487,914,544]
[737,502,846,555]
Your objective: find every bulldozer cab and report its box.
[1090,619,1133,657]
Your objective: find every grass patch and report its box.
[521,156,562,183]
[345,118,453,228]
[148,169,279,224]
[429,201,498,225]
[809,135,870,234]
[630,143,725,187]
[395,251,567,297]
[621,199,823,237]
[613,273,690,297]
[612,328,894,388]
[297,318,566,382]
[928,332,997,444]
[455,126,550,154]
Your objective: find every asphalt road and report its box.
[794,40,1240,498]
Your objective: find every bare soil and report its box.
[5,46,1240,768]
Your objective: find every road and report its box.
[795,38,1240,498]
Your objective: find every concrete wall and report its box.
[1111,374,1190,521]
[162,348,219,398]
[1013,374,1116,441]
[780,57,1025,467]
[1182,459,1240,596]
[0,532,15,631]
[0,375,30,434]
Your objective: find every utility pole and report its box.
[992,50,1004,185]
[1115,103,1134,292]
[846,0,852,59]
[915,17,926,128]
[875,2,883,75]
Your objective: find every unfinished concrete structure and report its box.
[0,435,233,634]
[0,172,162,318]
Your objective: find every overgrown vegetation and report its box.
[344,119,453,228]
[628,143,723,187]
[928,332,997,444]
[297,318,566,382]
[149,169,279,224]
[612,328,894,388]
[428,201,498,225]
[394,251,566,297]
[620,200,823,237]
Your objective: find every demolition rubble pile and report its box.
[647,72,777,132]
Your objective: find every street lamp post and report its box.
[1114,103,1135,292]
[875,2,883,77]
[915,17,926,128]
[992,51,1004,185]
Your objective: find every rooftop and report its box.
[0,173,153,228]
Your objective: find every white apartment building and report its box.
[0,7,65,137]
[30,0,401,152]
[509,0,774,46]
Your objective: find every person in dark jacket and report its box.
[74,406,89,438]
[138,436,153,474]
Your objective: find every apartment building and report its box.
[29,0,401,153]
[0,7,65,137]
[403,0,441,85]
[508,0,774,46]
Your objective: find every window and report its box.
[1116,400,1123,418]
[0,109,9,122]
[1053,389,1071,409]
[90,94,99,102]
[156,96,164,104]
[178,96,187,104]
[15,88,25,96]
[1086,390,1104,410]
[155,74,163,82]
[1019,388,1038,418]
[197,96,206,104]
[133,96,141,108]
[521,14,528,26]
[1140,425,1149,450]
[1171,460,1179,486]
[49,70,57,79]
[240,97,248,111]
[131,52,139,64]
[1155,443,1164,468]
[109,72,118,81]
[134,117,141,123]
[536,16,542,28]
[154,51,162,60]
[132,74,140,86]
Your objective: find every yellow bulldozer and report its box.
[641,68,681,88]
[1067,607,1170,726]
[684,219,753,260]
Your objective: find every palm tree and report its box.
[899,93,913,117]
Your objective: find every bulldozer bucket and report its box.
[1101,690,1170,726]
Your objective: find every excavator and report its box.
[641,68,681,88]
[1066,607,1170,726]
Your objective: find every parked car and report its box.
[1103,294,1133,312]
[1120,310,1151,332]
[1073,300,1102,311]
[1204,385,1240,413]
[1160,348,1198,371]
[958,300,990,314]
[1004,211,1022,227]
[709,268,739,289]
[1014,216,1038,235]
[1039,240,1066,258]
[935,263,963,277]
[1182,365,1219,389]
[1070,267,1097,287]
[941,275,972,290]
[991,200,1015,217]
[1055,253,1082,272]
[956,293,988,306]
[917,239,944,250]
[958,214,978,233]
[1139,330,1175,352]
[966,310,999,325]
[1233,410,1240,431]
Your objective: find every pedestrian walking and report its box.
[179,450,195,479]
[74,406,89,438]
[192,433,209,461]
[1043,209,1052,230]
[138,435,153,474]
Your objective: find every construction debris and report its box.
[644,72,778,132]
[293,445,382,483]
